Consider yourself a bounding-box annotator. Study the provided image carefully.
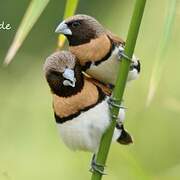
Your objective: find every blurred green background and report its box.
[0,0,180,180]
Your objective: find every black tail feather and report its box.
[116,124,133,145]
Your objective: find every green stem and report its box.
[91,0,146,179]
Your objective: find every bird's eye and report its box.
[72,21,81,28]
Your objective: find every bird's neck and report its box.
[53,78,106,119]
[69,34,112,66]
[66,35,92,46]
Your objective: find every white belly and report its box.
[86,47,119,85]
[56,98,121,153]
[86,47,139,84]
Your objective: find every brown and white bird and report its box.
[43,51,132,154]
[55,14,141,85]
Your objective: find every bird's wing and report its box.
[84,75,112,96]
[106,30,125,46]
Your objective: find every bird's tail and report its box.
[116,124,133,145]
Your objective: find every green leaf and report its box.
[3,0,50,65]
[146,0,177,106]
[58,0,79,48]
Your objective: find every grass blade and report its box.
[3,0,50,65]
[146,0,177,106]
[58,0,79,49]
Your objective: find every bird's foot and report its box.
[117,45,141,81]
[107,97,127,125]
[117,45,125,60]
[117,45,132,62]
[89,154,106,175]
[118,45,140,67]
[108,97,126,109]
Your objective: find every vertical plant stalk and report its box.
[91,0,146,180]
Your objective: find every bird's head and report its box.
[43,51,83,97]
[55,14,105,46]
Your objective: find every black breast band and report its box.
[82,41,115,71]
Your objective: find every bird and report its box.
[55,14,141,86]
[43,51,133,173]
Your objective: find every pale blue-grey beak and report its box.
[62,68,76,87]
[55,21,72,35]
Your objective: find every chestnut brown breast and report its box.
[53,79,99,118]
[69,34,111,65]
